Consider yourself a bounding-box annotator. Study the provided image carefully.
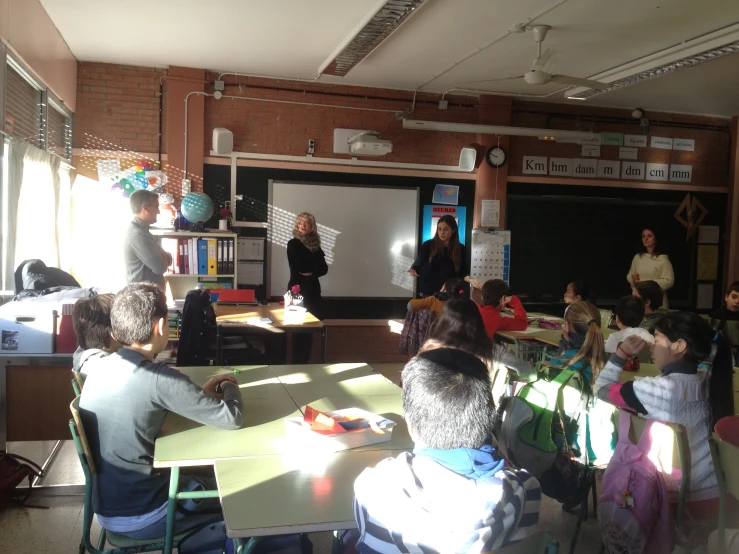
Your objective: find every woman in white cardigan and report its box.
[594,311,734,518]
[626,227,674,307]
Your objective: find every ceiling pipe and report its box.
[402,118,596,140]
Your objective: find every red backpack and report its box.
[0,453,43,509]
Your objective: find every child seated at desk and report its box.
[72,294,120,377]
[604,295,652,361]
[594,312,734,518]
[710,280,739,366]
[478,279,528,339]
[564,279,596,316]
[353,348,541,553]
[633,280,667,333]
[407,277,465,315]
[79,283,243,540]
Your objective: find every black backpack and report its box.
[176,289,216,366]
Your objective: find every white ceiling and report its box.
[41,0,739,117]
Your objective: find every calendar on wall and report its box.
[470,229,511,284]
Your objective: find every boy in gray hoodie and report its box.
[72,294,120,378]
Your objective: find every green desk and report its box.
[269,363,376,384]
[175,364,288,399]
[215,450,404,538]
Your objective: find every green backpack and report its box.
[499,365,585,476]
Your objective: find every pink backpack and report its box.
[598,410,675,554]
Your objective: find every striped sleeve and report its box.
[594,354,648,414]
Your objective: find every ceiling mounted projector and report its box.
[347,130,393,157]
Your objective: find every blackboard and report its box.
[506,183,727,309]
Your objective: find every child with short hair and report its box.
[710,281,739,365]
[478,279,528,339]
[604,295,652,356]
[595,311,735,517]
[80,283,243,540]
[407,277,466,315]
[633,280,666,332]
[353,348,541,552]
[72,294,120,376]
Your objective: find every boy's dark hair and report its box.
[727,281,739,295]
[111,283,168,346]
[655,312,734,426]
[442,278,466,297]
[481,279,511,307]
[402,348,494,449]
[129,190,159,215]
[635,280,663,310]
[72,294,115,350]
[615,295,645,328]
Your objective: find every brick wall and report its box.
[75,62,165,153]
[202,73,488,166]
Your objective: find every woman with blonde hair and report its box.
[287,212,328,321]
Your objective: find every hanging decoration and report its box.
[674,193,708,240]
[108,159,168,198]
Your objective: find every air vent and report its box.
[321,0,427,77]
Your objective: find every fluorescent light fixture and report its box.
[566,23,739,100]
[402,118,596,141]
[320,0,428,77]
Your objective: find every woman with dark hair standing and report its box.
[287,212,328,321]
[626,227,674,307]
[408,215,481,297]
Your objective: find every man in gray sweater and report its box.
[80,283,243,539]
[123,190,171,288]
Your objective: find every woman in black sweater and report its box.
[409,215,480,297]
[287,212,328,320]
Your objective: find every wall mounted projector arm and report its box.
[347,130,393,156]
[463,25,609,91]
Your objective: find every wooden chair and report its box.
[709,434,739,554]
[71,369,85,396]
[68,396,201,554]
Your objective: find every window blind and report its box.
[5,63,42,148]
[47,101,71,160]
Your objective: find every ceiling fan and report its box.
[468,25,610,90]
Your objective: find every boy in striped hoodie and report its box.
[352,348,541,553]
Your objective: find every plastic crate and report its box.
[514,338,555,364]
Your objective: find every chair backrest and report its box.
[71,369,85,396]
[711,434,739,500]
[627,411,689,525]
[70,396,97,474]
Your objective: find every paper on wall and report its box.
[480,199,500,228]
[237,262,264,285]
[697,226,720,244]
[697,284,714,310]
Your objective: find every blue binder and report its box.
[197,239,208,275]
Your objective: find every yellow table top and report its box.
[216,449,406,537]
[215,303,323,329]
[154,363,405,468]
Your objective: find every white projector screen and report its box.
[268,181,418,298]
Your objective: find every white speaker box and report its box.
[459,147,476,172]
[213,128,233,155]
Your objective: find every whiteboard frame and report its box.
[267,179,420,300]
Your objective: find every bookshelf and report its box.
[151,229,238,303]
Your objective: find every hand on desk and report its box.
[203,375,238,399]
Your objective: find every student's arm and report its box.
[653,257,675,292]
[408,297,434,312]
[497,296,528,331]
[154,366,243,430]
[594,353,648,414]
[130,232,169,275]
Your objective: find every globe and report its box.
[180,192,214,223]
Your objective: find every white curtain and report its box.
[14,143,61,269]
[3,139,28,292]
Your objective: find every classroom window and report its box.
[4,59,43,149]
[47,98,72,161]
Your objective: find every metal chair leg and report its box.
[95,528,106,551]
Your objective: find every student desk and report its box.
[496,326,616,348]
[154,363,407,553]
[215,449,404,546]
[214,303,325,365]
